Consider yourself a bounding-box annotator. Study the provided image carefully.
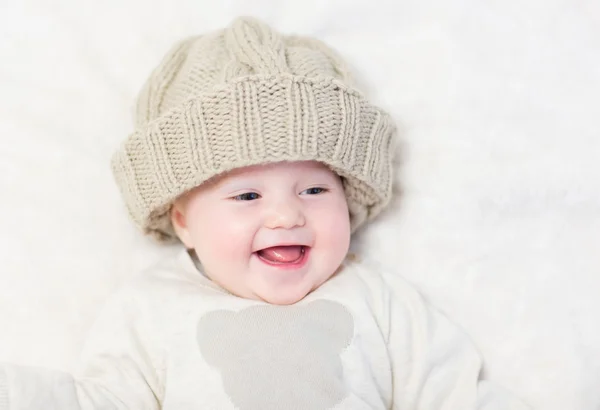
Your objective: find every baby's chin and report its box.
[251,269,342,305]
[258,292,309,306]
[249,283,317,306]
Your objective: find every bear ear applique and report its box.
[196,309,242,367]
[300,300,355,349]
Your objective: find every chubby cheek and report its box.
[187,202,256,271]
[311,197,351,266]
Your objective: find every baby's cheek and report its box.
[319,199,351,236]
[331,204,351,249]
[311,199,351,265]
[199,210,254,262]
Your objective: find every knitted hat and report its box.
[111,16,396,242]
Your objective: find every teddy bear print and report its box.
[197,299,355,410]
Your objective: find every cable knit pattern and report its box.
[112,16,396,241]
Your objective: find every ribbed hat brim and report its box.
[112,74,395,241]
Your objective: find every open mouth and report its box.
[255,245,309,267]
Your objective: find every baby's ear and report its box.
[170,202,194,248]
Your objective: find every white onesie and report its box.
[0,249,529,409]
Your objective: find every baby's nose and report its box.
[264,199,306,229]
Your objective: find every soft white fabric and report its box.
[0,1,598,409]
[0,251,529,409]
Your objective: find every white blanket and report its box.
[0,1,598,409]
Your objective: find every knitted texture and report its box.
[111,17,396,242]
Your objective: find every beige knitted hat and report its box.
[111,16,396,242]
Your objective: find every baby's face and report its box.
[172,161,351,305]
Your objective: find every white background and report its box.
[1,0,599,408]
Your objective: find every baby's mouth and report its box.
[256,245,307,264]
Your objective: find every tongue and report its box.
[258,246,303,263]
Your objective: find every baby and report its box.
[0,17,529,410]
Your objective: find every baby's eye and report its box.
[233,192,261,201]
[301,187,327,195]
